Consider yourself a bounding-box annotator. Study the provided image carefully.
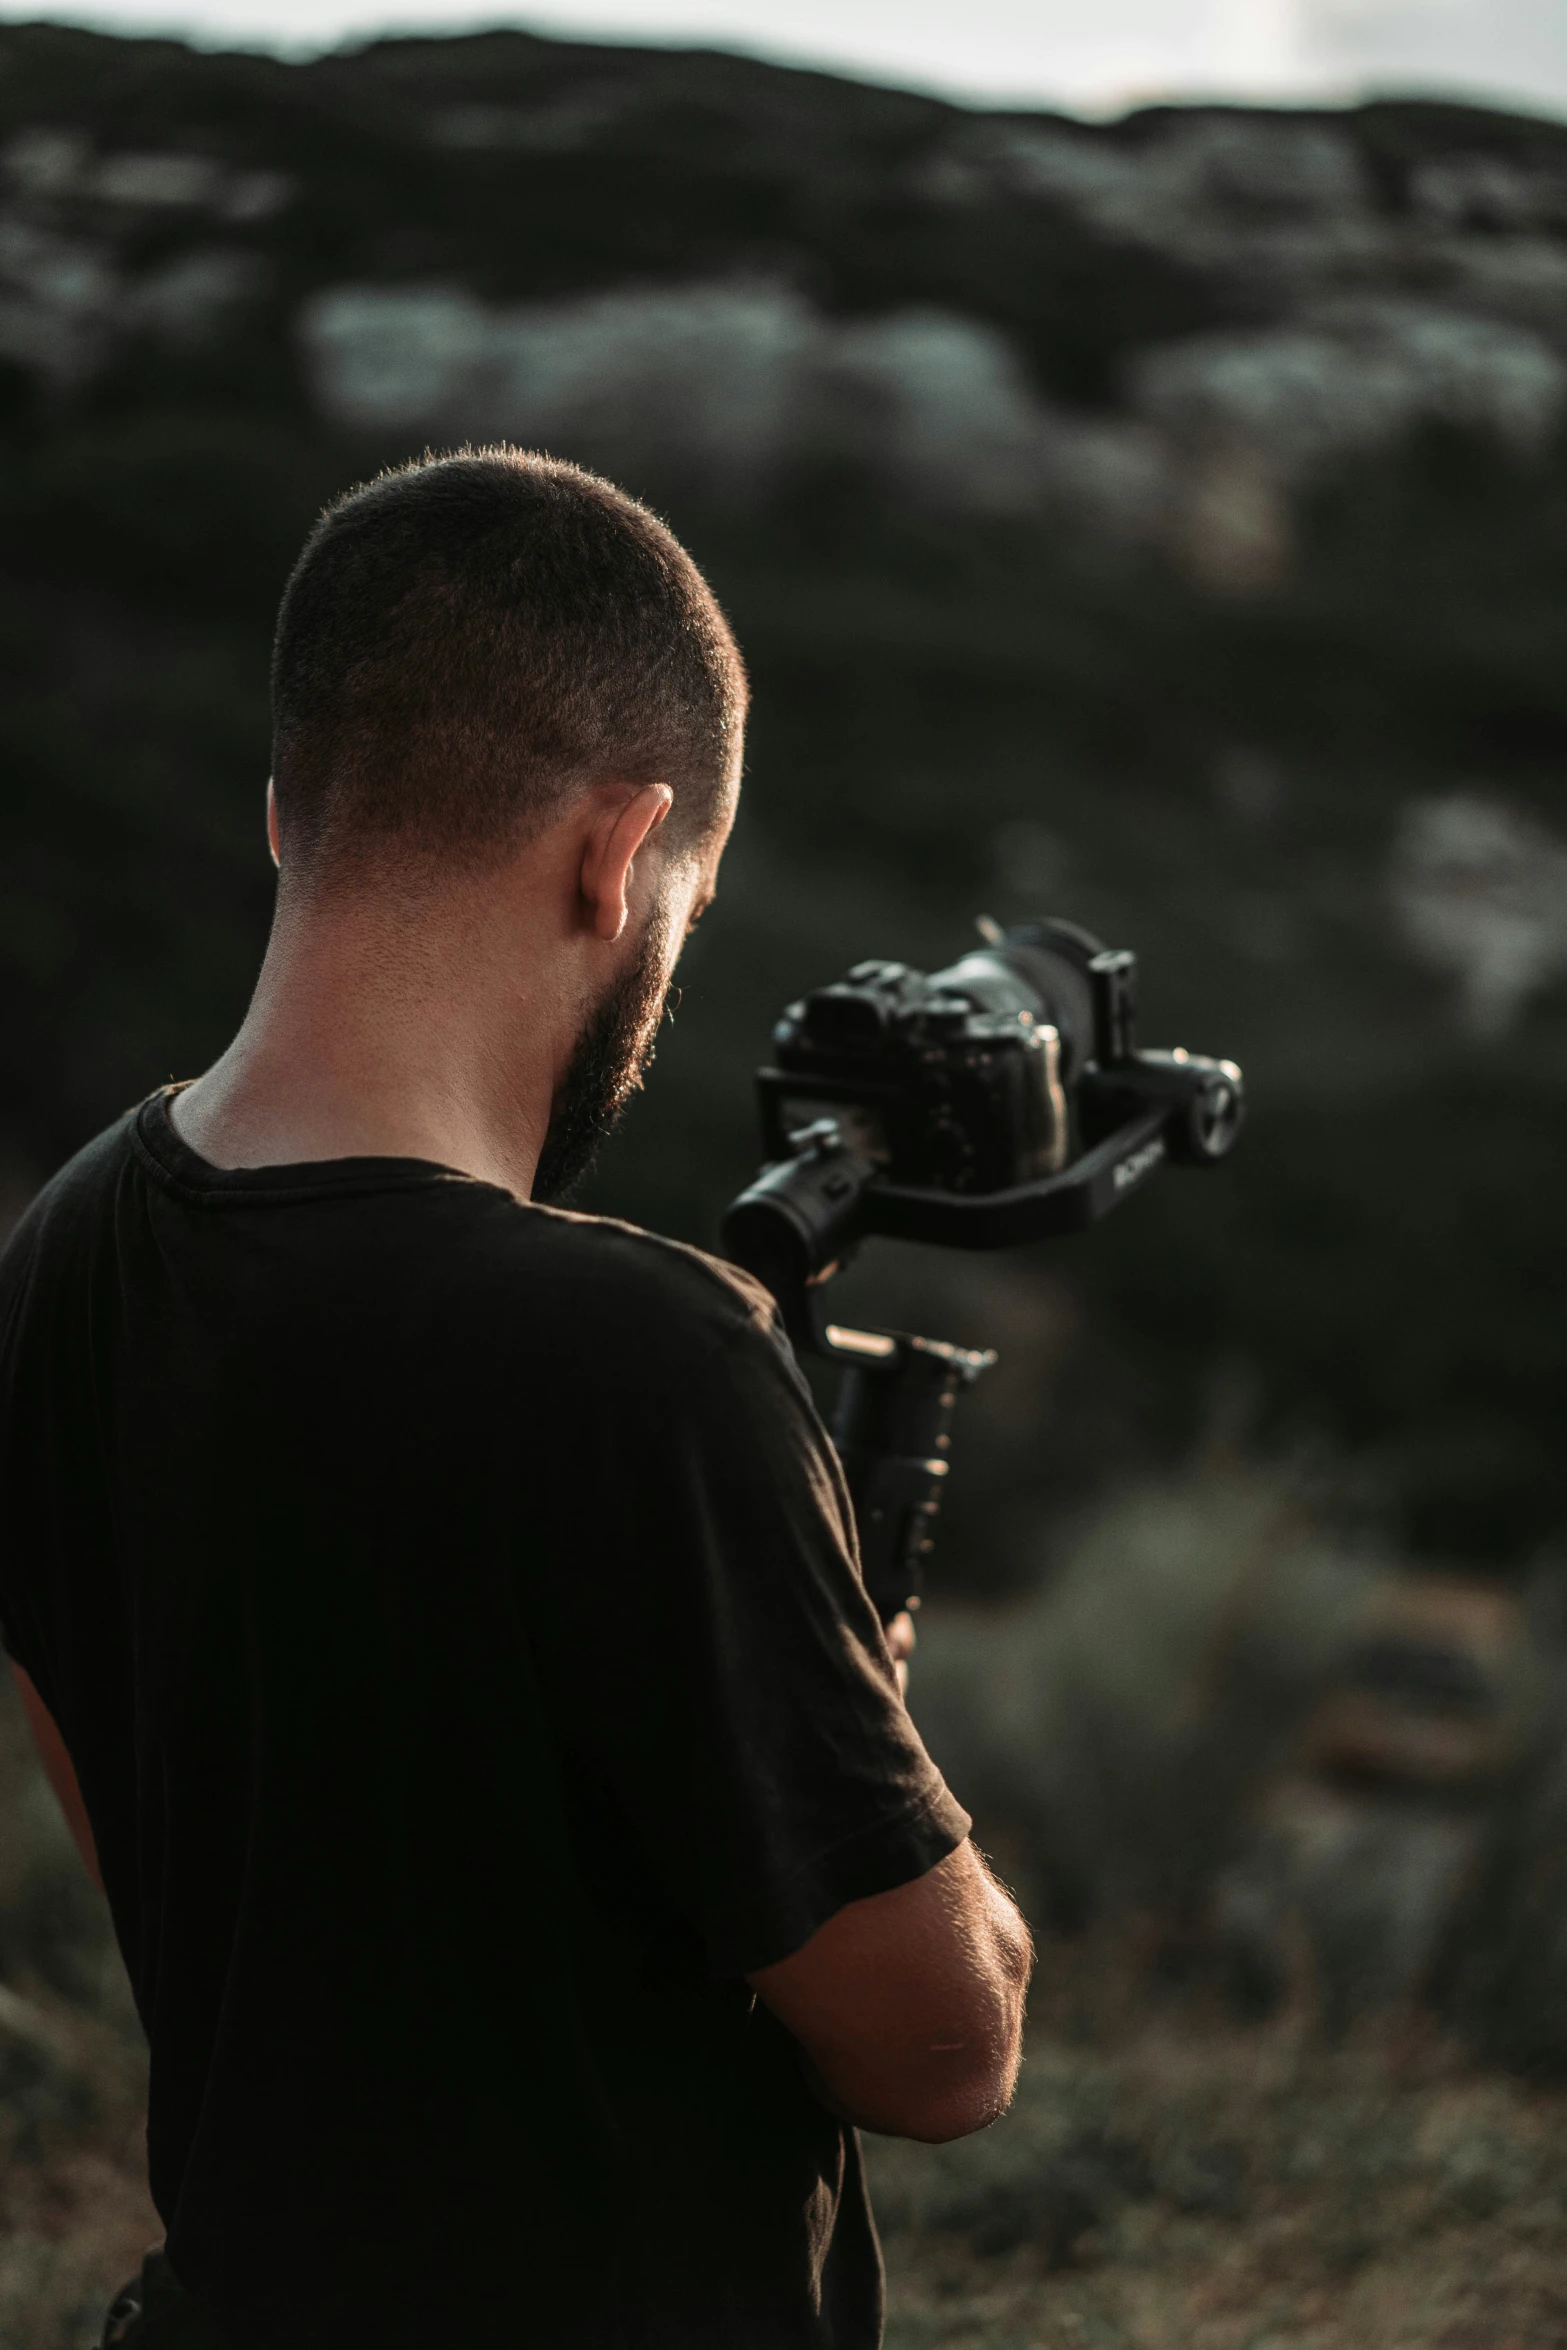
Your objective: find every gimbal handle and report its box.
[828,1328,994,1626]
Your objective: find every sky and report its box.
[1,0,1565,120]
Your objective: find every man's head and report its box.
[272,446,745,883]
[267,448,747,1198]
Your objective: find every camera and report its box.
[720,917,1245,1624]
[723,916,1244,1331]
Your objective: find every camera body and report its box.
[758,935,1082,1197]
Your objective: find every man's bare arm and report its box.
[10,1664,102,1891]
[748,1839,1032,2144]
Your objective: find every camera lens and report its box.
[938,920,1103,1081]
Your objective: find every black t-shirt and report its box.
[0,1092,969,2350]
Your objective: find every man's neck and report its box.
[170,885,563,1199]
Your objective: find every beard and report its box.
[531,914,674,1206]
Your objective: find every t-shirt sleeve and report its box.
[550,1249,971,1978]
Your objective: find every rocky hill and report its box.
[2,21,1566,1571]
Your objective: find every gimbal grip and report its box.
[832,1336,990,1625]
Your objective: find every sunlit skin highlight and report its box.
[165,775,731,1195]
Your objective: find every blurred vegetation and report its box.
[0,1675,153,2350]
[0,25,1564,1578]
[869,1965,1567,2348]
[908,1460,1389,1924]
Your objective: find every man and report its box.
[0,449,1031,2349]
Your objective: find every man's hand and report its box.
[748,1839,1032,2144]
[884,1609,916,1698]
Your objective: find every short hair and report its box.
[270,448,747,885]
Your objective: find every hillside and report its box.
[1,22,1565,1569]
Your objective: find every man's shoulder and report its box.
[473,1195,783,1358]
[431,1194,813,1416]
[0,1112,136,1288]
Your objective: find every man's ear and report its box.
[266,779,281,869]
[579,784,674,941]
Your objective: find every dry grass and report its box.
[0,1675,156,2350]
[0,1987,155,2350]
[871,1936,1567,2350]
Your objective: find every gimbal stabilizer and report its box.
[719,919,1245,1624]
